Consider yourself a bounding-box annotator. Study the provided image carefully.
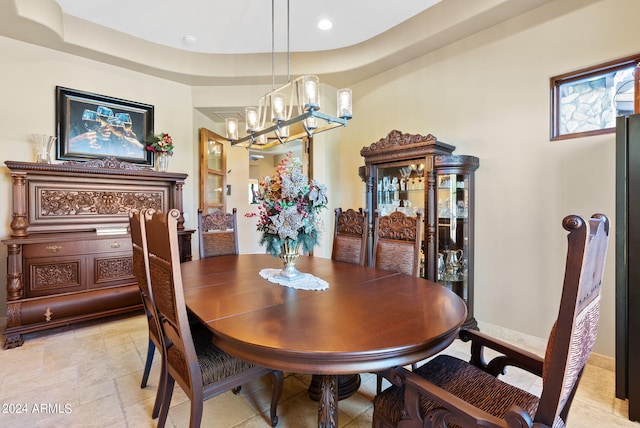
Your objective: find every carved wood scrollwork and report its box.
[201,210,235,231]
[96,257,134,281]
[360,129,437,154]
[5,159,188,236]
[378,211,418,241]
[318,375,338,427]
[62,156,150,170]
[336,209,366,237]
[6,243,23,300]
[40,190,163,216]
[33,263,79,288]
[6,302,22,328]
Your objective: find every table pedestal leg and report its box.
[308,374,361,401]
[318,374,338,428]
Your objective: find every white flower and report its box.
[270,206,305,240]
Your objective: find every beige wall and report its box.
[332,0,640,356]
[1,0,638,357]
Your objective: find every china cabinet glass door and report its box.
[427,155,479,329]
[374,162,425,218]
[436,173,470,297]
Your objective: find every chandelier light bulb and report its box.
[337,88,352,119]
[278,125,290,139]
[306,116,318,130]
[303,75,320,111]
[225,118,238,140]
[271,93,286,122]
[245,107,258,132]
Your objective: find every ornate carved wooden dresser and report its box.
[2,158,192,348]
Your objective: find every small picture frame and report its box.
[56,86,154,165]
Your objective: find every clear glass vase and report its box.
[156,153,169,172]
[31,134,56,164]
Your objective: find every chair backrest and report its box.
[372,210,423,277]
[198,208,239,258]
[145,208,202,393]
[536,214,610,426]
[129,209,162,345]
[331,208,369,266]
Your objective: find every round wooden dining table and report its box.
[181,254,467,428]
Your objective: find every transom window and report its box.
[550,54,640,140]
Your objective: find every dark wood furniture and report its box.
[2,159,193,349]
[360,130,480,329]
[180,253,467,428]
[310,207,369,402]
[331,207,368,266]
[372,214,610,428]
[144,209,283,428]
[129,209,165,419]
[197,208,239,258]
[373,210,423,277]
[616,114,640,421]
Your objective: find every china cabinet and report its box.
[360,130,479,328]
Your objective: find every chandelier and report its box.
[226,0,353,149]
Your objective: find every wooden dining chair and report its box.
[144,209,283,428]
[129,209,164,419]
[372,209,423,277]
[331,207,369,266]
[197,208,239,258]
[372,209,424,393]
[372,213,610,428]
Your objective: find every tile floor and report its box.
[0,313,637,428]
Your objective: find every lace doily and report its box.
[259,268,329,291]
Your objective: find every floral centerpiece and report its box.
[146,132,174,172]
[251,152,328,263]
[146,132,174,156]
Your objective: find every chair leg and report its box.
[189,398,204,428]
[141,338,155,388]
[157,375,175,428]
[152,351,167,419]
[270,371,284,427]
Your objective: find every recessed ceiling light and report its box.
[317,19,332,31]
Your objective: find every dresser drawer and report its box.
[87,237,132,254]
[25,256,85,297]
[23,241,87,258]
[87,251,134,289]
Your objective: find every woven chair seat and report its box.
[192,330,257,386]
[374,355,549,428]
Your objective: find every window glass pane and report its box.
[208,140,223,170]
[557,66,634,137]
[207,174,223,204]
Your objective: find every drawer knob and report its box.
[110,241,121,248]
[46,245,62,253]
